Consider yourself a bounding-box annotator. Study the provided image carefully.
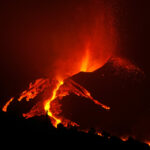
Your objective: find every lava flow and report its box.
[2,48,111,128]
[2,77,110,128]
[2,54,148,145]
[44,80,63,127]
[2,55,141,129]
[2,97,14,112]
[1,48,142,132]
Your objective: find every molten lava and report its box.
[120,136,129,142]
[2,56,141,130]
[18,79,49,102]
[2,97,14,112]
[44,80,63,127]
[2,50,111,128]
[2,55,147,145]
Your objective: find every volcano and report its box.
[0,0,150,148]
[2,57,149,146]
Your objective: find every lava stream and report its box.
[2,57,143,129]
[2,78,110,128]
[44,80,63,127]
[2,97,14,112]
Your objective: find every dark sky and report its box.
[117,0,150,74]
[0,0,118,101]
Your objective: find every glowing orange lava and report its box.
[44,80,63,127]
[2,56,142,130]
[2,97,14,112]
[120,136,129,142]
[80,48,90,72]
[1,56,146,145]
[18,79,48,102]
[2,56,142,131]
[145,141,150,146]
[97,132,102,136]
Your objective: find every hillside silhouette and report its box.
[0,110,149,149]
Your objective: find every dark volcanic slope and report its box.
[60,58,149,142]
[0,58,149,148]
